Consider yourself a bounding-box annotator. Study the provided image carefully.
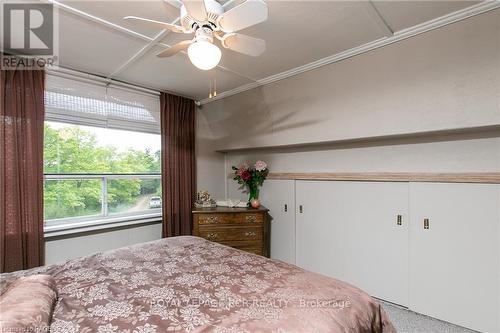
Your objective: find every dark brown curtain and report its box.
[0,68,45,273]
[160,93,196,237]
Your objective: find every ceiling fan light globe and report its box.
[187,40,221,70]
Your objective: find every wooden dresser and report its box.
[192,206,269,257]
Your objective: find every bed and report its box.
[0,236,395,332]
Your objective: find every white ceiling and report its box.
[45,1,488,100]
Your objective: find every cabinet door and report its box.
[260,180,296,264]
[409,183,499,332]
[296,180,409,306]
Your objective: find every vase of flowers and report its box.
[232,160,269,207]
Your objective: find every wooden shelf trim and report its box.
[267,172,500,184]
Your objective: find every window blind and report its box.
[45,75,161,134]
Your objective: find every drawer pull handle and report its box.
[245,215,257,222]
[203,216,219,224]
[397,215,402,226]
[206,232,218,240]
[244,231,256,237]
[423,218,430,230]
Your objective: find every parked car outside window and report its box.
[149,196,162,209]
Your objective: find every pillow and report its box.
[0,274,58,333]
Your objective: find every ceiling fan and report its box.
[124,0,268,70]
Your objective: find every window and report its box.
[43,74,162,230]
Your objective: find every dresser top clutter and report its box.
[192,206,269,257]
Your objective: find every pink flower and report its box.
[236,163,249,177]
[254,160,267,171]
[240,170,251,181]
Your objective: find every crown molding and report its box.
[199,1,500,105]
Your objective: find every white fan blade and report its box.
[218,0,268,33]
[156,40,193,57]
[183,0,207,22]
[221,33,265,57]
[124,16,185,33]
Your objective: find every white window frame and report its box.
[44,173,163,234]
[43,71,163,235]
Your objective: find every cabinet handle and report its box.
[284,204,288,212]
[299,205,303,213]
[396,215,403,226]
[245,215,257,222]
[423,218,430,230]
[206,232,218,240]
[203,216,219,224]
[244,231,256,237]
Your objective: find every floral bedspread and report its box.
[0,236,395,333]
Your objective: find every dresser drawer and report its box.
[196,214,230,225]
[193,207,269,258]
[233,212,264,224]
[196,213,264,225]
[198,226,262,242]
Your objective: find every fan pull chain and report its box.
[208,76,217,99]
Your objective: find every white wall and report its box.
[198,10,500,151]
[195,10,500,200]
[196,110,226,199]
[225,133,500,199]
[45,222,162,265]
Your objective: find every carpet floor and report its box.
[380,301,476,333]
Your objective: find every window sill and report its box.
[44,214,162,238]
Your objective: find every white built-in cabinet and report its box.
[408,183,499,332]
[260,180,296,264]
[260,180,500,332]
[295,181,409,306]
